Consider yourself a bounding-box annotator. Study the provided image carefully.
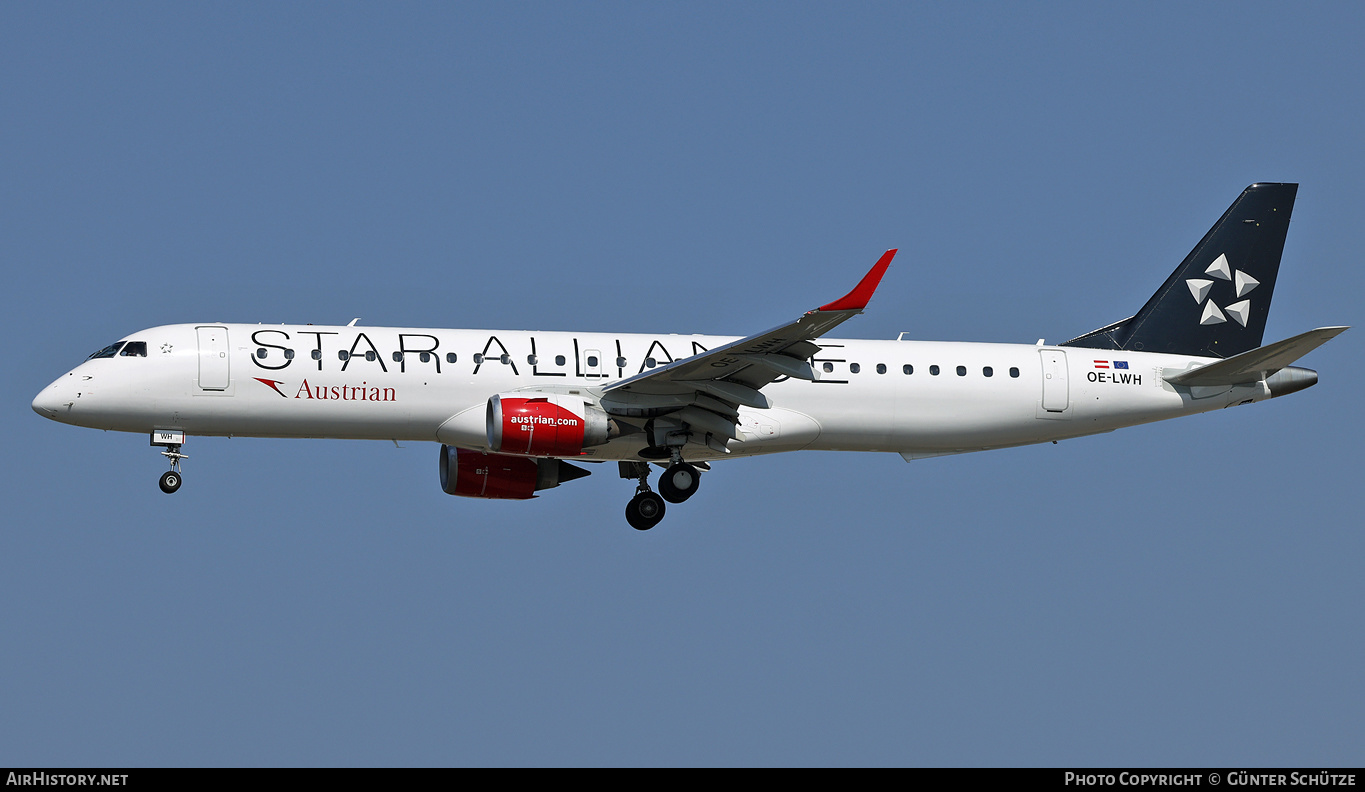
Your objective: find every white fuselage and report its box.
[32,323,1270,462]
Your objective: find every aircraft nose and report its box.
[32,379,65,419]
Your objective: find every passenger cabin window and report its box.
[956,365,966,376]
[338,351,349,361]
[119,342,147,357]
[616,356,626,368]
[849,363,861,374]
[365,351,377,362]
[420,352,431,363]
[555,355,566,366]
[256,348,268,359]
[876,363,886,374]
[393,352,404,362]
[284,349,295,360]
[500,354,510,364]
[87,342,124,360]
[587,355,599,367]
[903,364,913,375]
[822,362,834,373]
[446,353,458,364]
[473,354,484,364]
[1010,367,1020,378]
[645,357,657,368]
[983,366,993,377]
[312,349,322,360]
[527,355,537,365]
[930,365,940,376]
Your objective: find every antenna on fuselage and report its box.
[347,318,361,326]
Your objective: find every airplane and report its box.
[32,183,1347,530]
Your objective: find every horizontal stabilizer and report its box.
[1163,326,1348,387]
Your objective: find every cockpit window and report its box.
[87,342,125,360]
[119,342,147,357]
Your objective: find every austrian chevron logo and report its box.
[254,377,289,397]
[1186,253,1259,327]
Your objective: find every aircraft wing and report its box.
[599,249,896,449]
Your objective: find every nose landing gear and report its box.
[151,430,187,494]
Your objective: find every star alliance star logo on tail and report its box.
[1186,253,1258,327]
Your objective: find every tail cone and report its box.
[1265,366,1318,398]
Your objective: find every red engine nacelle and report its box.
[439,445,588,500]
[486,394,610,457]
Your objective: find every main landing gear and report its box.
[622,461,665,531]
[658,461,700,504]
[151,430,187,494]
[626,489,666,531]
[619,451,703,531]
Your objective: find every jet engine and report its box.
[486,393,612,456]
[439,445,589,500]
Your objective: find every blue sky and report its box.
[3,3,1361,766]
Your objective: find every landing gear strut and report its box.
[151,430,187,494]
[620,461,665,531]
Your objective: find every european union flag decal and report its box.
[1113,361,1129,370]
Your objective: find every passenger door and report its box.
[196,326,231,391]
[1039,349,1070,415]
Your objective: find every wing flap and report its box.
[739,353,817,381]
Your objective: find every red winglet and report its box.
[817,249,897,312]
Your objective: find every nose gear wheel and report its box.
[159,470,182,493]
